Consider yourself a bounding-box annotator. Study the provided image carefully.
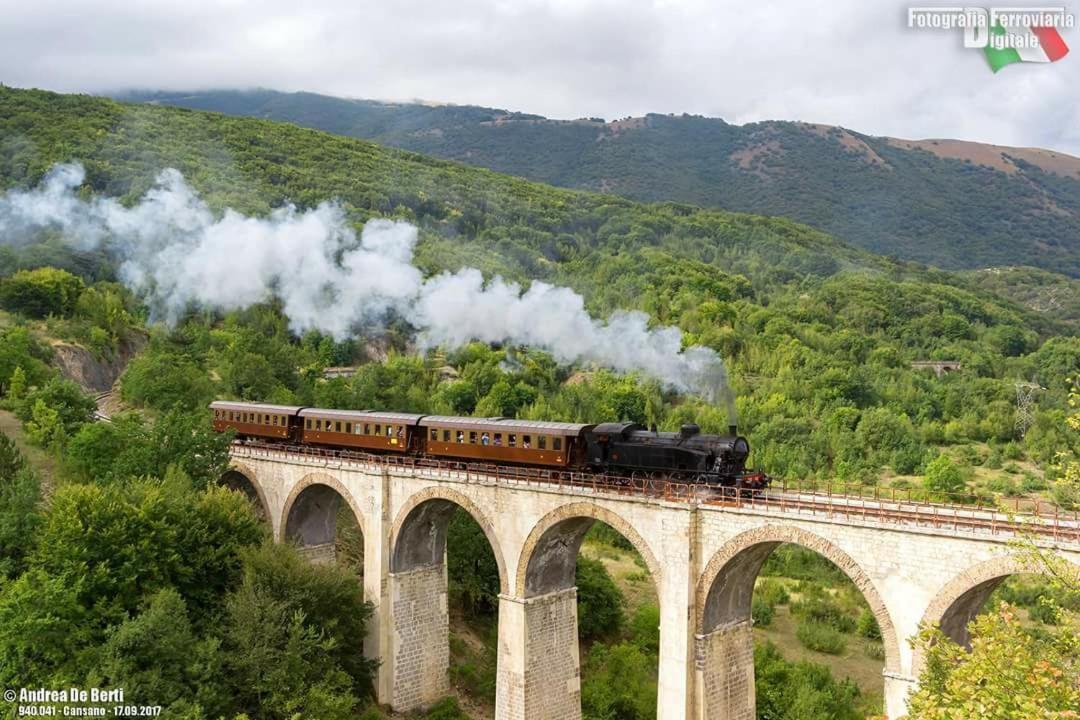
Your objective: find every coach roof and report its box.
[418,415,593,435]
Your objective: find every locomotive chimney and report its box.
[728,424,738,436]
[679,423,700,438]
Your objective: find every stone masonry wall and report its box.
[391,565,449,711]
[296,542,336,565]
[696,621,754,720]
[524,588,581,720]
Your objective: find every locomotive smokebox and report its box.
[729,424,738,436]
[679,423,701,438]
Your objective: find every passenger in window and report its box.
[523,436,531,449]
[457,431,464,443]
[494,434,502,446]
[481,433,490,446]
[509,434,516,447]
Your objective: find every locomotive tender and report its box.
[210,401,768,490]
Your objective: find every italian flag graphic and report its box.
[985,23,1069,72]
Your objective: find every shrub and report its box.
[1029,601,1060,626]
[629,604,660,654]
[752,597,775,627]
[856,608,881,640]
[757,578,791,606]
[580,642,658,720]
[791,596,855,633]
[923,455,967,495]
[1021,472,1048,493]
[424,697,470,720]
[0,267,84,318]
[576,556,624,641]
[796,622,848,655]
[864,641,886,661]
[754,641,862,720]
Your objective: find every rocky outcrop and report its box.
[49,334,146,393]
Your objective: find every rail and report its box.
[231,441,1080,543]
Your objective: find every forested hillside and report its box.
[118,88,1080,276]
[2,85,1080,719]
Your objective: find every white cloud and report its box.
[0,0,1077,153]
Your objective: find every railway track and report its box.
[233,441,1080,544]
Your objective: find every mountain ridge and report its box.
[115,88,1080,277]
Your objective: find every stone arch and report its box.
[696,524,901,673]
[516,502,662,598]
[280,472,367,548]
[220,462,270,521]
[390,486,509,594]
[913,554,1080,673]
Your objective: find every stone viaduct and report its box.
[223,445,1080,720]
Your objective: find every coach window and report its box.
[364,424,370,435]
[456,431,465,443]
[443,429,451,442]
[430,428,438,441]
[553,438,563,451]
[469,431,477,444]
[494,433,503,446]
[387,425,394,437]
[305,418,312,430]
[508,433,517,447]
[523,435,532,449]
[539,436,547,450]
[345,422,352,434]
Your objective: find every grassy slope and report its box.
[117,89,1080,277]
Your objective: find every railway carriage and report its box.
[299,408,423,452]
[418,416,593,467]
[211,401,303,441]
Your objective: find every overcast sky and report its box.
[2,0,1078,155]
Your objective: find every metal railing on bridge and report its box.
[231,441,1080,544]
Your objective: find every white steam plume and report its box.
[0,163,733,405]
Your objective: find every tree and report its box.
[0,434,40,578]
[907,603,1078,719]
[6,366,27,401]
[923,455,967,495]
[220,544,376,717]
[0,327,53,398]
[16,377,95,439]
[576,556,624,641]
[446,509,500,617]
[0,267,84,318]
[120,352,216,411]
[95,589,225,717]
[24,398,64,447]
[580,642,658,720]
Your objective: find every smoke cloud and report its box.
[0,163,733,403]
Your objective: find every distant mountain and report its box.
[116,89,1080,277]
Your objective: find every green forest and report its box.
[118,88,1080,276]
[1,86,1079,719]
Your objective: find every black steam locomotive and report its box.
[585,422,761,486]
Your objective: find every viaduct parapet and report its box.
[224,444,1080,720]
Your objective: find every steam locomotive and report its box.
[210,401,769,490]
